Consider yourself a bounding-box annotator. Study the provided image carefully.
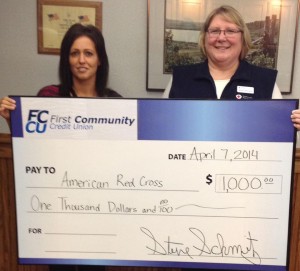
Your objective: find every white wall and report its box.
[0,0,299,133]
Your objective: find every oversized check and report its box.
[10,97,298,271]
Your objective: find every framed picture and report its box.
[37,0,102,54]
[147,0,299,93]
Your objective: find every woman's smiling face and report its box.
[69,36,100,83]
[205,14,243,67]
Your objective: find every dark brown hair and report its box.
[59,23,109,97]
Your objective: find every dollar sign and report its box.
[206,174,213,185]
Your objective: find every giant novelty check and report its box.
[10,97,298,271]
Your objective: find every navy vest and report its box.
[169,60,277,100]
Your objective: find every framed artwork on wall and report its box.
[147,0,299,93]
[37,0,102,55]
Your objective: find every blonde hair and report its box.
[199,5,252,60]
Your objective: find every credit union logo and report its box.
[26,110,49,133]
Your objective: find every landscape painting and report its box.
[164,0,280,73]
[147,0,298,92]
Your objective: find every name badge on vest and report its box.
[237,86,254,94]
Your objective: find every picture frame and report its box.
[147,0,299,94]
[37,0,102,54]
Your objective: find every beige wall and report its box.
[0,0,300,133]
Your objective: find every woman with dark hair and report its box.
[0,23,119,271]
[0,23,121,125]
[57,23,110,97]
[38,23,120,98]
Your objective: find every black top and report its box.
[169,60,277,100]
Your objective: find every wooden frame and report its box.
[147,0,300,93]
[37,0,102,55]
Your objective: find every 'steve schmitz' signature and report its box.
[140,227,261,265]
